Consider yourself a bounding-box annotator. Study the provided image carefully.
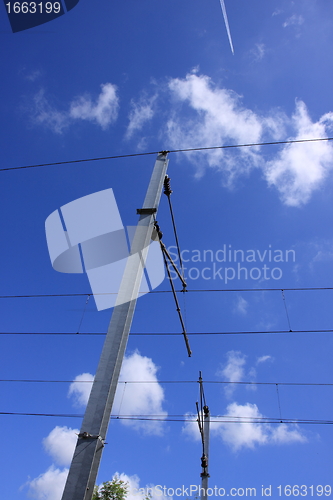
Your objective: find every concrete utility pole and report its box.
[197,373,210,500]
[61,152,169,500]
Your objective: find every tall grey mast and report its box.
[61,152,169,500]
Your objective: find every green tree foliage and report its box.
[92,475,128,500]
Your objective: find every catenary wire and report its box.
[1,379,333,386]
[0,412,332,425]
[1,137,333,172]
[1,329,333,335]
[0,287,332,299]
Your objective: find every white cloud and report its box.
[265,101,333,206]
[126,94,157,139]
[251,43,266,61]
[68,372,94,407]
[28,468,171,500]
[27,465,68,500]
[94,472,172,500]
[69,83,119,129]
[32,83,119,133]
[182,402,307,452]
[182,412,201,441]
[167,73,263,184]
[164,73,333,206]
[256,355,273,365]
[114,350,167,435]
[212,402,307,451]
[68,352,167,435]
[25,69,42,82]
[283,14,304,28]
[233,296,248,315]
[32,89,69,134]
[312,241,333,266]
[43,426,79,466]
[217,350,247,397]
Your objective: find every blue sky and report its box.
[1,1,333,499]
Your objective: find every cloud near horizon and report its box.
[27,351,167,500]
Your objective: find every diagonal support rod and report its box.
[61,152,169,500]
[161,245,192,357]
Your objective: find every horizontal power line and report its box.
[1,137,332,172]
[0,411,332,425]
[1,329,332,335]
[0,287,332,300]
[1,379,332,386]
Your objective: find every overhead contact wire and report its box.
[2,137,333,172]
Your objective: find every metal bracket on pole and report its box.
[61,152,169,500]
[136,208,157,215]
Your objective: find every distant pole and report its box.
[197,372,210,500]
[201,404,210,500]
[61,152,169,500]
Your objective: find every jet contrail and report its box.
[219,0,234,54]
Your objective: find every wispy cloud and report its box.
[283,14,304,28]
[217,350,247,397]
[69,83,119,129]
[233,295,249,315]
[256,355,273,365]
[31,83,119,133]
[32,89,69,133]
[251,43,266,61]
[126,93,157,139]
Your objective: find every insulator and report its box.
[163,176,172,196]
[201,454,208,469]
[154,221,163,240]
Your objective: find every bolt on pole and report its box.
[61,152,169,500]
